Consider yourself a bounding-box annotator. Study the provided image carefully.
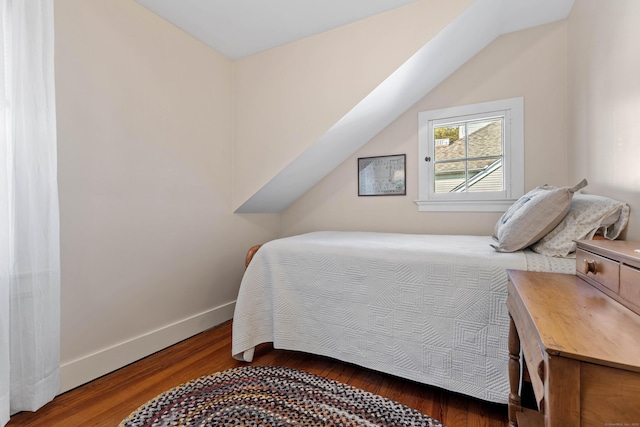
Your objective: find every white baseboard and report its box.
[59,301,236,394]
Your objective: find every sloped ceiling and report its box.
[235,0,575,213]
[137,0,575,213]
[135,0,421,59]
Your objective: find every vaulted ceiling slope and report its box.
[235,0,574,213]
[137,0,575,213]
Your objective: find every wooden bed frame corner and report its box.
[245,245,262,268]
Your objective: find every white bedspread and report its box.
[232,231,575,404]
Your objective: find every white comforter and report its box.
[232,231,575,404]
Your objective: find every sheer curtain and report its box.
[0,1,60,425]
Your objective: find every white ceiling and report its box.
[135,0,421,59]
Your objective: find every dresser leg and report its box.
[508,315,522,427]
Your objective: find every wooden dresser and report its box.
[507,240,640,427]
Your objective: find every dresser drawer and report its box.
[620,264,640,311]
[576,248,620,293]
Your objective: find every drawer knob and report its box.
[584,259,597,274]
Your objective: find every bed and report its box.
[232,231,575,404]
[232,186,630,404]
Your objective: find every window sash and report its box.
[416,97,524,212]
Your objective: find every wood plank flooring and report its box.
[8,320,509,427]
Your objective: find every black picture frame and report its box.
[358,154,406,196]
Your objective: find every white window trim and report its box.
[415,97,524,212]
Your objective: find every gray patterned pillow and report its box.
[491,179,588,253]
[531,193,630,257]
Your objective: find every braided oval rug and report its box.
[119,365,445,427]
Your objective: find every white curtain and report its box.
[0,1,60,425]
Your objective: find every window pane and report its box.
[468,160,503,192]
[468,118,503,158]
[433,124,464,162]
[434,160,465,193]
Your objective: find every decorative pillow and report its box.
[491,179,588,253]
[531,192,630,257]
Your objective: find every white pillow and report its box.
[491,179,587,253]
[531,192,630,257]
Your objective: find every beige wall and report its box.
[55,0,278,391]
[232,0,473,211]
[567,0,640,241]
[281,21,569,237]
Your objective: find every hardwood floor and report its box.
[8,320,508,426]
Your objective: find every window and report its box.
[416,97,524,212]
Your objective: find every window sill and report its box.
[413,199,515,212]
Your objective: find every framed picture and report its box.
[358,154,406,196]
